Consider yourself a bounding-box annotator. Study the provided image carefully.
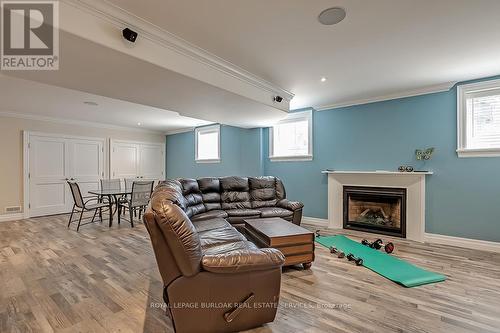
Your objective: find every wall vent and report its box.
[5,206,21,213]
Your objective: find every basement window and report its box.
[195,124,220,163]
[457,79,500,157]
[269,110,313,161]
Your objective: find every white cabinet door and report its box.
[28,133,106,217]
[70,138,104,198]
[139,143,165,181]
[111,141,139,181]
[29,135,70,217]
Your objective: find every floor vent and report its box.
[5,206,21,213]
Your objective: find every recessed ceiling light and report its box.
[318,7,346,25]
[320,77,327,82]
[83,101,98,106]
[137,122,141,126]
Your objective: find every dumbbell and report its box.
[315,230,321,238]
[361,238,395,254]
[329,246,345,258]
[346,253,364,266]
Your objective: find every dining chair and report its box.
[117,181,154,227]
[67,182,109,231]
[100,178,121,190]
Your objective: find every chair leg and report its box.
[68,205,75,228]
[129,206,134,228]
[91,209,97,223]
[76,210,84,232]
[99,208,103,222]
[117,205,121,225]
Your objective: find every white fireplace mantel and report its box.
[322,170,432,242]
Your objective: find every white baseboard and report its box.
[424,233,500,253]
[0,213,24,222]
[302,216,328,227]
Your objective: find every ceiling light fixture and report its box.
[137,122,142,126]
[83,101,98,106]
[320,77,327,82]
[318,7,346,25]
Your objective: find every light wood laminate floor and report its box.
[1,215,499,333]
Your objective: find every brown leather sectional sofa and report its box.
[179,176,304,227]
[143,176,304,333]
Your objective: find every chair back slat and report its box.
[130,181,154,207]
[101,179,121,190]
[68,182,84,208]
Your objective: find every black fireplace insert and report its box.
[343,186,406,238]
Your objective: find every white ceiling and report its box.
[0,74,211,133]
[107,0,500,109]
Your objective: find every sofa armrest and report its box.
[277,199,304,211]
[201,248,285,273]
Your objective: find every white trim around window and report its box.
[457,78,500,158]
[269,109,313,162]
[195,124,221,163]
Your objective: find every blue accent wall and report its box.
[166,76,500,242]
[264,77,500,242]
[166,125,263,179]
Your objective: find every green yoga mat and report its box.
[315,235,446,287]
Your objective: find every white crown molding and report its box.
[315,82,456,111]
[424,233,500,253]
[0,213,24,223]
[0,111,165,134]
[62,0,294,103]
[165,127,195,136]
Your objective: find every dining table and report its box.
[88,186,133,227]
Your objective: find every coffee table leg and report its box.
[303,262,312,270]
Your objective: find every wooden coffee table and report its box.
[244,217,315,269]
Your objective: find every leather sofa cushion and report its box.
[203,240,258,256]
[202,248,285,273]
[198,177,222,211]
[179,178,206,217]
[192,217,229,232]
[249,176,278,208]
[226,209,261,217]
[199,225,247,249]
[259,207,293,218]
[220,176,252,209]
[191,210,228,222]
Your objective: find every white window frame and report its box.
[195,124,221,163]
[457,78,500,158]
[269,109,313,162]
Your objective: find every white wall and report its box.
[0,114,165,216]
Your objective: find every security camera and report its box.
[122,28,138,43]
[273,96,283,103]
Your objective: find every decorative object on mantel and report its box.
[414,147,435,172]
[398,165,414,172]
[415,147,435,160]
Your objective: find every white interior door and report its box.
[28,133,106,217]
[139,143,165,181]
[111,141,139,183]
[29,135,70,217]
[70,138,104,197]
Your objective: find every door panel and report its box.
[139,144,165,180]
[111,142,139,181]
[29,136,70,217]
[70,139,104,199]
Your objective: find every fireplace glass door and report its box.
[343,186,406,237]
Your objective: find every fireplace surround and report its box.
[323,170,432,241]
[343,186,407,237]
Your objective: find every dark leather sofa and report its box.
[143,177,304,333]
[179,176,304,227]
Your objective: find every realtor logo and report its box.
[1,0,59,70]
